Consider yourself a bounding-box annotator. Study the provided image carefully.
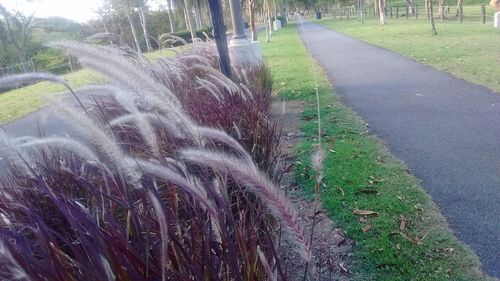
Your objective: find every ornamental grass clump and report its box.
[0,41,309,280]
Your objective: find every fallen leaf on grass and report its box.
[358,216,367,223]
[361,224,372,233]
[339,262,350,275]
[396,243,401,250]
[399,215,406,231]
[353,209,379,216]
[399,231,428,245]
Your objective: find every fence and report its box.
[326,5,497,24]
[0,54,75,77]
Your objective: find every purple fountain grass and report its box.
[180,148,312,262]
[0,41,297,280]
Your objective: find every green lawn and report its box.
[0,48,177,124]
[316,16,500,93]
[261,23,494,280]
[0,69,102,124]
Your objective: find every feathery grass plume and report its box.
[311,144,325,184]
[99,255,116,281]
[18,136,101,164]
[85,33,121,45]
[147,190,169,281]
[180,148,311,261]
[0,72,87,113]
[0,72,67,89]
[0,240,28,281]
[70,62,198,142]
[195,126,252,162]
[194,78,223,101]
[0,131,34,178]
[54,104,141,188]
[130,158,217,217]
[190,64,242,96]
[158,33,187,47]
[257,245,274,281]
[50,41,182,108]
[109,113,184,140]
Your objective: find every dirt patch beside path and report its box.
[272,99,352,281]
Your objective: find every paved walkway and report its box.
[298,20,499,277]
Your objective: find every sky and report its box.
[1,0,101,23]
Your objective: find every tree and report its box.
[439,0,446,21]
[378,0,386,24]
[100,0,145,53]
[248,0,258,41]
[455,0,463,17]
[138,5,152,52]
[0,3,34,69]
[166,0,177,32]
[122,0,143,54]
[430,0,437,35]
[405,0,416,16]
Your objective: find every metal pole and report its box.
[229,0,246,39]
[481,4,486,24]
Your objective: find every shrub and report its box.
[0,42,309,280]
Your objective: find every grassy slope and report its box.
[316,17,500,93]
[260,24,494,280]
[0,49,175,124]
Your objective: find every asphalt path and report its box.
[298,19,499,277]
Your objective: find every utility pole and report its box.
[207,0,232,78]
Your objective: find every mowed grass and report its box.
[316,16,500,93]
[261,24,494,280]
[0,48,177,124]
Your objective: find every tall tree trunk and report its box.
[183,0,196,40]
[425,0,430,20]
[430,0,437,35]
[138,7,152,52]
[374,0,380,15]
[263,5,270,42]
[405,0,415,15]
[439,0,445,21]
[249,0,257,41]
[167,0,176,32]
[194,0,203,29]
[378,0,386,24]
[207,0,231,78]
[266,0,273,35]
[124,1,142,54]
[455,0,462,16]
[359,0,364,23]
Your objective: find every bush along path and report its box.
[260,23,495,280]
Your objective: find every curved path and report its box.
[297,20,499,277]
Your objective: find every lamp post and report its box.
[227,0,262,66]
[229,0,247,39]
